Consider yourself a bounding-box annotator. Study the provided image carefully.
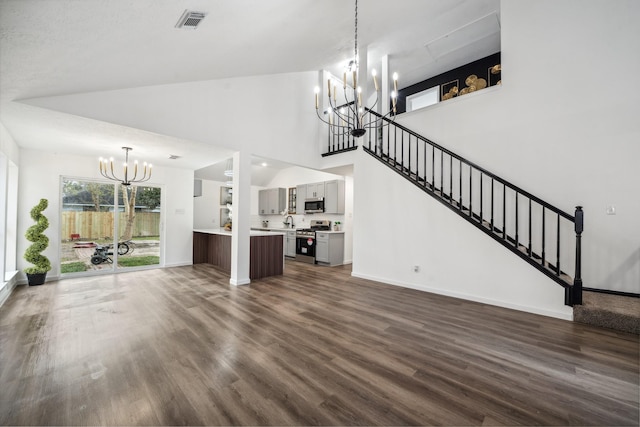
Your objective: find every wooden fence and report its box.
[61,211,160,240]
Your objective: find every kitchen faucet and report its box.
[285,215,294,228]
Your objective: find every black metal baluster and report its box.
[400,128,404,173]
[409,134,413,179]
[502,186,506,239]
[371,124,376,155]
[364,124,368,154]
[379,122,382,155]
[459,160,463,210]
[386,121,390,161]
[515,192,519,247]
[391,123,395,166]
[541,207,546,266]
[423,139,427,188]
[406,133,410,177]
[449,156,453,201]
[556,214,561,275]
[469,166,473,217]
[490,178,495,232]
[528,199,532,256]
[480,172,483,224]
[440,150,444,194]
[417,137,421,183]
[431,147,435,190]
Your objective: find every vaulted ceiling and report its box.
[0,0,500,170]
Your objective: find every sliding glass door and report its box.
[116,185,161,271]
[60,178,161,276]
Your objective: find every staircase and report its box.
[324,108,584,307]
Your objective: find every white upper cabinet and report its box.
[306,182,325,199]
[258,188,286,215]
[324,180,345,214]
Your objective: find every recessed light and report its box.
[168,155,180,160]
[261,162,268,167]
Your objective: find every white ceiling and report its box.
[0,0,500,172]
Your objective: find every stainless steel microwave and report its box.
[304,198,325,214]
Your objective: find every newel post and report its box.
[572,206,584,305]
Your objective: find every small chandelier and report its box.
[315,0,398,138]
[99,147,152,186]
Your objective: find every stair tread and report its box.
[577,292,640,316]
[574,291,640,334]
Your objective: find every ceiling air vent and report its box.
[175,10,207,30]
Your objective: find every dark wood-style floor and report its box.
[1,261,638,426]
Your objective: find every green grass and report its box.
[61,262,88,273]
[118,256,160,267]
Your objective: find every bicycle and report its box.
[117,240,135,256]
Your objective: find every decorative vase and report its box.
[27,272,47,286]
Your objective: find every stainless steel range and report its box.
[295,220,331,264]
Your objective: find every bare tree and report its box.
[87,183,102,211]
[121,185,137,240]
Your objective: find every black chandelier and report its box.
[99,147,152,186]
[315,0,398,138]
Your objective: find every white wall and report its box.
[0,123,20,165]
[392,0,640,294]
[352,0,639,319]
[17,148,194,279]
[27,71,324,170]
[194,179,228,229]
[353,150,571,319]
[0,123,20,305]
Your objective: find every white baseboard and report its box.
[163,261,193,268]
[230,277,250,286]
[351,271,573,321]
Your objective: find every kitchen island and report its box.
[193,229,285,280]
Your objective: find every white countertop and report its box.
[251,227,344,234]
[194,228,286,236]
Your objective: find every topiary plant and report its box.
[24,198,51,275]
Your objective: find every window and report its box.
[406,86,439,112]
[0,154,18,291]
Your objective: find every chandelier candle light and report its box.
[99,147,152,186]
[315,0,398,138]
